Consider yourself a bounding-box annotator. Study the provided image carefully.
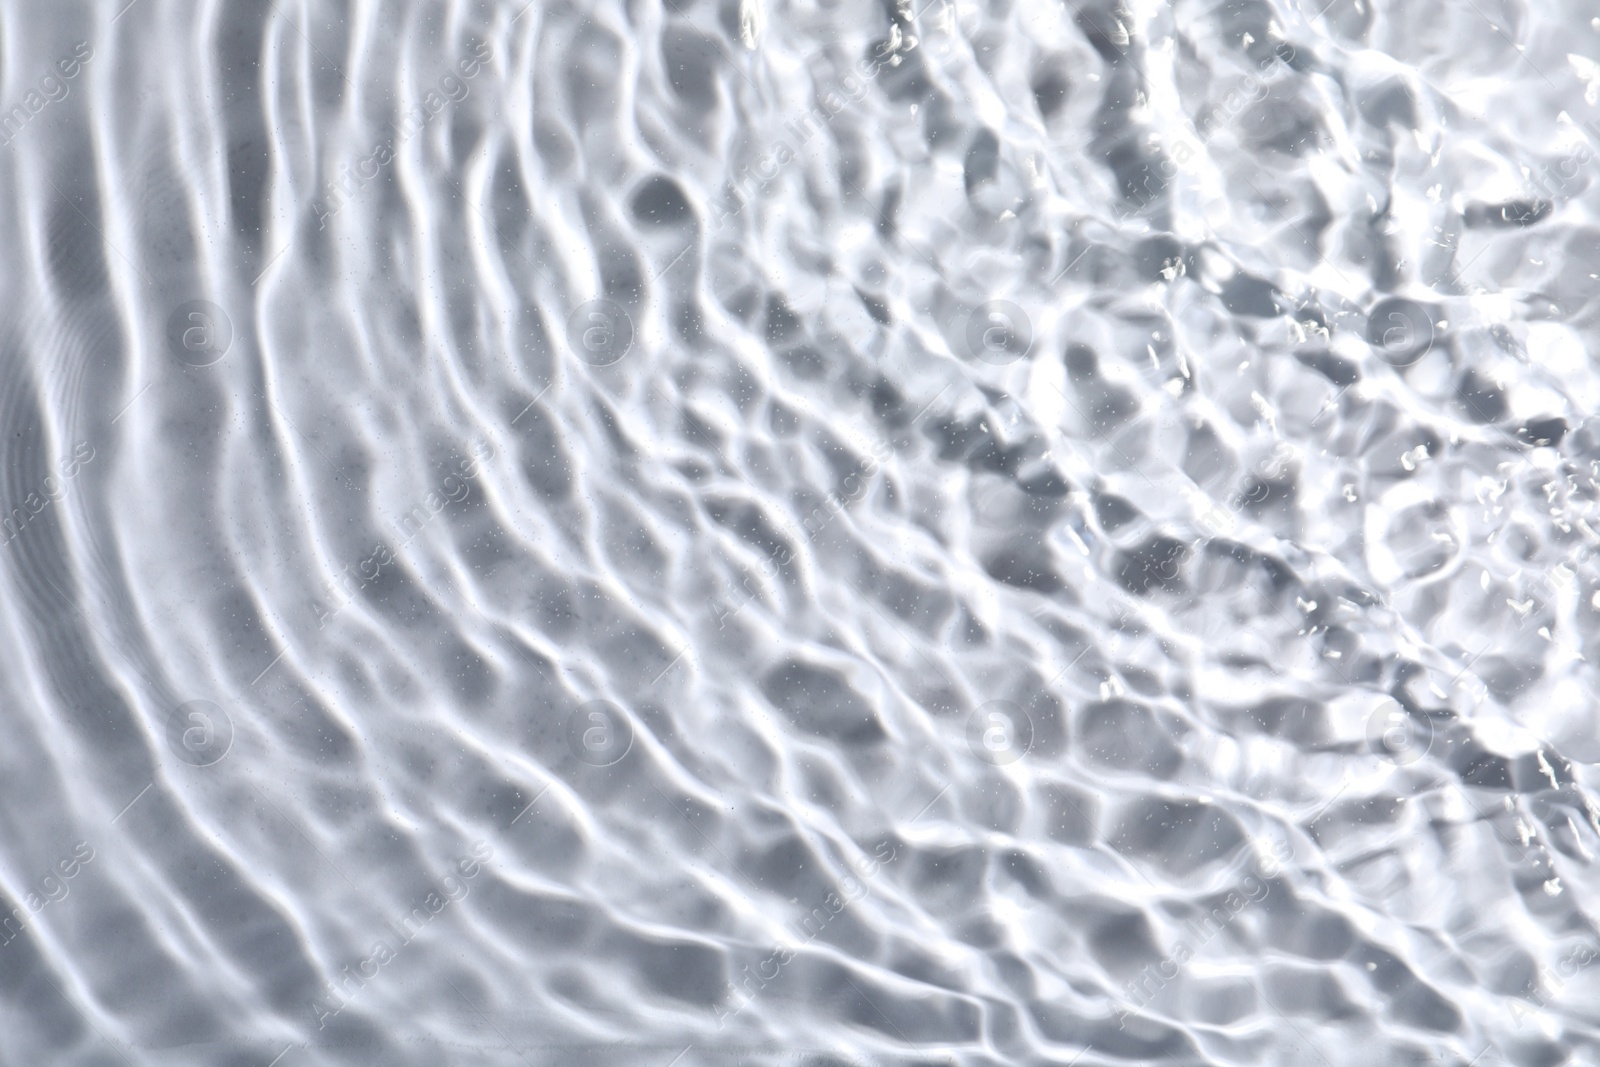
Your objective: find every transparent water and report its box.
[2,0,1599,1064]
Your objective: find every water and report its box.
[2,0,1600,1064]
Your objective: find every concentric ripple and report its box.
[0,0,1598,1065]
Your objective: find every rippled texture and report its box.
[4,0,1600,1064]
